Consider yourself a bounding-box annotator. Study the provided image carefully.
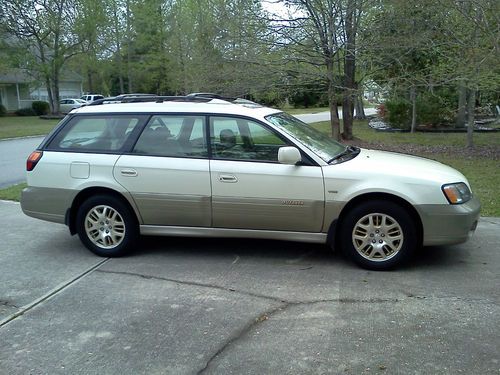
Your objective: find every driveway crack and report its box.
[95,270,287,303]
[196,302,288,375]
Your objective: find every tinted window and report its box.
[210,117,286,162]
[133,115,207,158]
[47,115,145,152]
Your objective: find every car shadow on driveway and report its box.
[129,235,472,271]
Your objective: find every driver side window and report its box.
[210,117,286,162]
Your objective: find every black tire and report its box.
[339,201,417,270]
[76,194,138,257]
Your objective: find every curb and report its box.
[0,135,46,142]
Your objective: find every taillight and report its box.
[27,151,43,171]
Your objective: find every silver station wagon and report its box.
[21,94,481,270]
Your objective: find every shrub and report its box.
[0,104,6,117]
[32,101,50,115]
[385,99,411,129]
[255,91,285,108]
[414,92,454,126]
[15,107,37,116]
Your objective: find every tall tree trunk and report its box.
[342,0,356,140]
[327,61,340,141]
[456,85,467,128]
[87,70,94,93]
[44,75,55,114]
[410,86,417,133]
[126,0,133,93]
[112,0,125,94]
[353,84,366,119]
[466,88,475,148]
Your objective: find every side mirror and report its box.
[278,146,302,165]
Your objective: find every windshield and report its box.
[265,112,345,162]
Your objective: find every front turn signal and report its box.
[442,182,471,204]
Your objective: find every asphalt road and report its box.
[0,109,377,188]
[0,136,44,188]
[294,107,377,124]
[1,201,498,374]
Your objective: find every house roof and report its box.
[0,68,83,84]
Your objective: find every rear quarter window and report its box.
[46,115,146,152]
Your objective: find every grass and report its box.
[0,183,26,202]
[312,119,500,147]
[435,157,499,217]
[0,116,60,139]
[312,120,500,216]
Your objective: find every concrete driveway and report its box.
[1,201,499,374]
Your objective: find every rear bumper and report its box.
[21,186,76,224]
[416,196,481,246]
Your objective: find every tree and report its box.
[1,0,85,114]
[364,0,499,144]
[437,0,500,147]
[267,0,370,141]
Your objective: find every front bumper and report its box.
[416,196,481,246]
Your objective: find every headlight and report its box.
[442,182,472,204]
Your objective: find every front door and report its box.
[209,116,324,232]
[114,114,211,226]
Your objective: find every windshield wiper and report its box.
[328,145,360,164]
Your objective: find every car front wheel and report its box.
[339,201,417,270]
[76,195,138,257]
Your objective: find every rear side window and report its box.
[47,115,146,152]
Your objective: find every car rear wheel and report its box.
[76,195,138,257]
[339,201,417,270]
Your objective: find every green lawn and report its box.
[0,183,26,202]
[312,119,500,147]
[0,116,60,139]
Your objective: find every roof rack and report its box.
[88,92,262,107]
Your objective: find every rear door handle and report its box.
[120,168,138,177]
[219,174,238,183]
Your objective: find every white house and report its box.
[0,69,83,111]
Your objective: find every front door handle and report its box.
[219,174,238,183]
[120,168,138,177]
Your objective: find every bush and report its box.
[254,92,285,108]
[32,101,50,115]
[0,104,6,117]
[385,99,411,129]
[414,92,454,126]
[288,84,330,108]
[15,107,37,116]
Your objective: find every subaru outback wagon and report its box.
[21,94,480,270]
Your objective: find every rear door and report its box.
[114,114,211,226]
[209,116,325,232]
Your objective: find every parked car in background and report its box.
[21,94,480,270]
[80,94,104,103]
[59,98,87,114]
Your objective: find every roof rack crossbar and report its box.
[88,95,214,106]
[87,93,261,107]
